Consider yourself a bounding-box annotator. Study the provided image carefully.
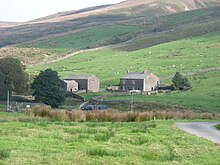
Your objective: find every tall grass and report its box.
[85,147,122,157]
[0,149,11,159]
[28,106,220,122]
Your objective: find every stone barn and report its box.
[64,75,99,92]
[120,71,160,92]
[64,80,78,92]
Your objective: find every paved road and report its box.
[175,122,220,144]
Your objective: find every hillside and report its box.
[28,32,220,111]
[0,1,219,112]
[30,5,112,23]
[28,32,220,86]
[0,0,219,49]
[31,0,220,23]
[0,6,219,65]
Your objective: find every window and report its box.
[132,80,135,84]
[157,81,160,86]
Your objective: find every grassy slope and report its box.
[120,6,220,51]
[22,7,220,54]
[4,22,218,112]
[0,113,220,164]
[21,24,143,53]
[28,32,220,85]
[1,7,219,66]
[28,32,220,112]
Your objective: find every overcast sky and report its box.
[0,0,124,22]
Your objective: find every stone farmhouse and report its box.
[64,80,78,92]
[120,71,160,92]
[64,75,99,93]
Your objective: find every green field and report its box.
[21,24,143,53]
[28,32,220,112]
[103,71,220,112]
[0,112,220,164]
[28,32,220,86]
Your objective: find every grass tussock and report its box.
[27,106,220,122]
[85,147,122,157]
[0,149,11,159]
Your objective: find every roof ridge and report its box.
[64,75,95,80]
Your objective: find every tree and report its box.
[172,72,191,91]
[0,57,29,100]
[31,69,65,108]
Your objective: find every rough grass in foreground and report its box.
[0,149,10,159]
[0,112,220,164]
[27,106,220,122]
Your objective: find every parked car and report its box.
[81,104,108,111]
[81,105,95,111]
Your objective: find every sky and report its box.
[0,0,124,22]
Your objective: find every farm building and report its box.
[64,75,99,92]
[64,80,78,92]
[120,71,160,92]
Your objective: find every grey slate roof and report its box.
[121,72,149,79]
[64,75,94,80]
[64,80,78,84]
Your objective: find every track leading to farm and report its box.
[176,122,220,144]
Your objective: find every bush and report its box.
[216,124,220,130]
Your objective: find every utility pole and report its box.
[6,90,10,112]
[130,92,134,112]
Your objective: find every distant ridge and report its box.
[0,0,219,49]
[0,21,21,28]
[30,5,112,23]
[29,0,220,23]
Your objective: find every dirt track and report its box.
[175,122,220,144]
